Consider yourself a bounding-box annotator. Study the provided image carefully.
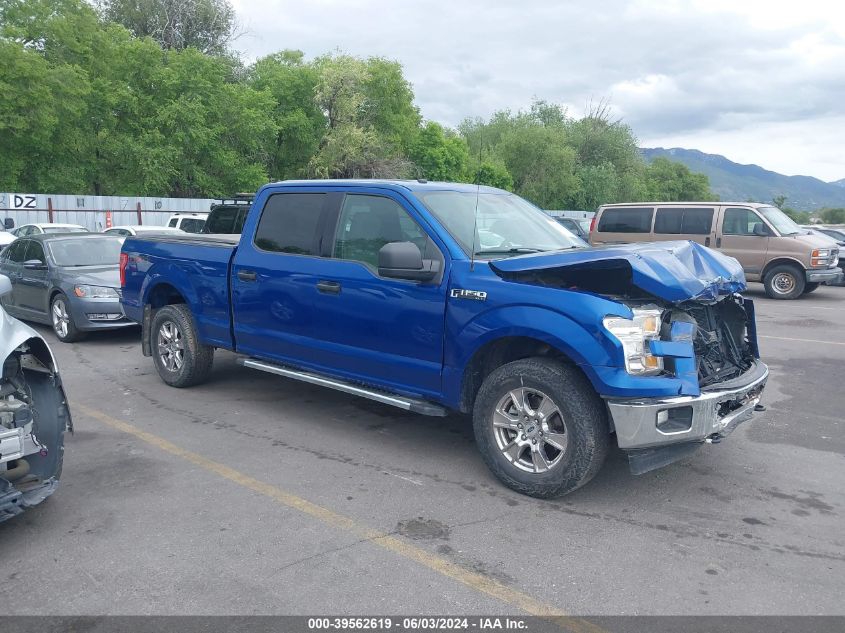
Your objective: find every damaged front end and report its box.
[488,240,768,474]
[0,280,71,523]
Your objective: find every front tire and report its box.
[151,304,214,387]
[51,294,85,343]
[763,264,805,299]
[473,358,609,498]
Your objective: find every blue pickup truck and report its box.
[120,180,768,497]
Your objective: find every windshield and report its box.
[821,228,845,241]
[417,191,587,257]
[757,206,803,236]
[43,226,88,234]
[48,237,123,266]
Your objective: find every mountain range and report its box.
[640,147,845,211]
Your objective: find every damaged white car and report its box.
[0,274,71,522]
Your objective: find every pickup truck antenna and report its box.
[470,129,482,272]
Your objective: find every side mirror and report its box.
[752,223,769,237]
[0,274,11,297]
[378,241,439,282]
[23,259,47,270]
[3,218,14,230]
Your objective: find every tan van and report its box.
[590,202,842,299]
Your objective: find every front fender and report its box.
[443,304,618,408]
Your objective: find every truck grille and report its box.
[672,297,755,388]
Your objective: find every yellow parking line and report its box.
[759,334,845,346]
[77,403,604,631]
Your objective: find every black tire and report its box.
[50,293,86,343]
[763,264,805,300]
[803,282,820,294]
[150,304,214,387]
[472,358,609,498]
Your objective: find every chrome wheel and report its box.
[52,299,70,338]
[492,387,569,474]
[771,272,796,295]
[157,321,185,372]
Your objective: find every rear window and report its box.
[654,207,714,235]
[254,193,326,255]
[597,208,653,233]
[205,206,248,234]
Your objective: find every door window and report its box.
[654,207,714,234]
[6,240,28,263]
[333,195,428,268]
[723,208,765,236]
[254,193,326,255]
[597,208,653,233]
[24,241,46,264]
[168,218,178,227]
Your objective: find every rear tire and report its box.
[151,304,214,387]
[763,264,805,300]
[803,282,820,294]
[472,358,609,498]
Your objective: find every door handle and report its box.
[716,237,722,247]
[237,270,257,282]
[316,280,341,295]
[705,237,711,247]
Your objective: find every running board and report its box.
[238,358,448,417]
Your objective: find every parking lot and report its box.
[1,285,843,617]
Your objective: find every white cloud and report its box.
[230,0,845,180]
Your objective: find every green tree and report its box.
[98,0,238,55]
[248,50,324,180]
[821,208,845,224]
[308,54,417,178]
[644,157,716,201]
[408,121,469,181]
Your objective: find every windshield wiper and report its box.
[474,247,547,256]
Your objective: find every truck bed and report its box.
[120,233,239,349]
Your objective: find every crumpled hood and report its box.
[489,240,746,303]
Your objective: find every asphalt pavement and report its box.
[1,284,843,616]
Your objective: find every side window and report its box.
[655,207,714,235]
[597,208,653,233]
[723,208,764,236]
[180,218,205,233]
[168,218,178,228]
[254,193,326,255]
[333,195,427,268]
[7,240,28,263]
[24,241,46,264]
[205,207,238,233]
[234,208,248,234]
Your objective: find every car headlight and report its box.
[603,308,664,375]
[74,285,119,299]
[811,248,832,267]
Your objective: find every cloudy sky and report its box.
[230,0,845,181]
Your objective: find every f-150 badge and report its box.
[450,289,487,301]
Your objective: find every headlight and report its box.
[74,285,119,299]
[603,308,664,375]
[811,248,832,267]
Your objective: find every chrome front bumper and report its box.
[606,361,769,450]
[806,267,843,283]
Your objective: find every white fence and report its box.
[0,192,216,232]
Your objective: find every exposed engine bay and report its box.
[668,296,756,387]
[0,340,70,523]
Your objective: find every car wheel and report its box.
[51,294,85,343]
[763,264,805,300]
[802,282,820,294]
[151,304,214,387]
[473,358,609,498]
